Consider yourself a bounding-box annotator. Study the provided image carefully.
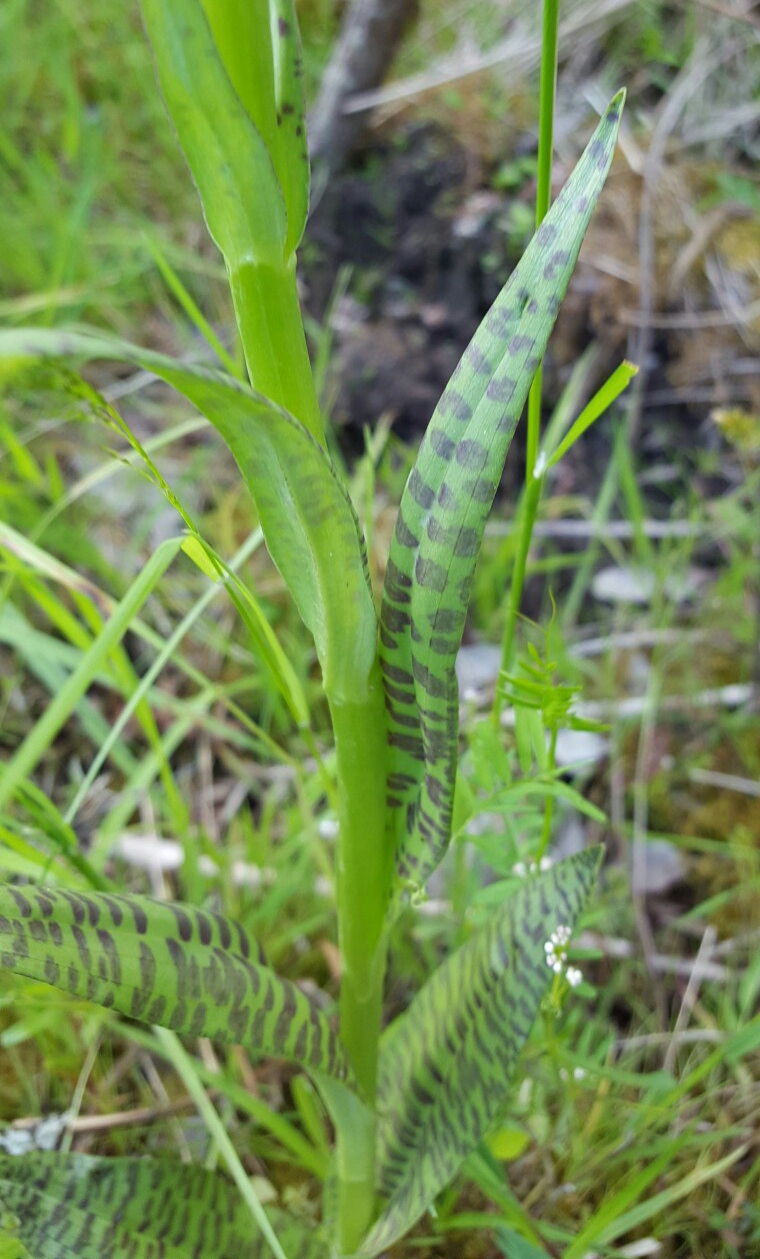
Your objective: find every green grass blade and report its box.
[564,1142,746,1257]
[0,1152,327,1259]
[0,536,183,816]
[146,234,242,377]
[0,885,352,1084]
[155,1026,292,1259]
[546,359,638,466]
[0,330,377,702]
[363,848,602,1255]
[0,1230,32,1259]
[379,92,624,888]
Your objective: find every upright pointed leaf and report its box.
[362,848,602,1255]
[0,885,351,1084]
[194,0,308,255]
[271,0,310,252]
[141,0,287,272]
[379,94,624,886]
[0,331,377,701]
[0,1152,327,1258]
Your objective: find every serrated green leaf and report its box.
[0,886,351,1085]
[0,331,377,701]
[379,93,624,887]
[362,848,602,1255]
[141,0,287,272]
[0,1152,327,1259]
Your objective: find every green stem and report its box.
[330,658,391,1253]
[230,257,324,445]
[492,471,545,725]
[538,724,559,857]
[525,0,560,484]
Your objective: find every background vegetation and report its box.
[1,0,759,1255]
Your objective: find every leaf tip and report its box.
[609,86,627,117]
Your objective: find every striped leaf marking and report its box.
[0,330,378,704]
[0,886,351,1083]
[379,93,624,887]
[362,848,602,1255]
[0,1152,327,1258]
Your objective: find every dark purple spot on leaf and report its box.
[536,222,557,246]
[440,388,472,422]
[487,307,513,337]
[465,343,492,374]
[454,527,479,558]
[486,376,516,404]
[429,429,455,460]
[415,555,447,592]
[455,439,489,471]
[408,468,435,510]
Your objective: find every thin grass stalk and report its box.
[492,466,546,725]
[525,0,560,482]
[494,0,559,723]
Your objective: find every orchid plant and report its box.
[0,1,628,1255]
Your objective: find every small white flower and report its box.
[512,861,527,877]
[539,855,553,871]
[545,924,573,974]
[566,966,583,988]
[573,1067,586,1080]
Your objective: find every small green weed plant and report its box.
[0,2,632,1255]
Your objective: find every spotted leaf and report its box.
[361,848,602,1255]
[0,1152,327,1258]
[0,885,351,1084]
[379,93,624,886]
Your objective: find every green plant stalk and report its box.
[330,658,391,1251]
[495,0,559,728]
[525,0,560,483]
[230,259,324,445]
[492,469,545,724]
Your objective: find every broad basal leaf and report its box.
[362,848,602,1255]
[0,1152,326,1258]
[379,93,624,887]
[0,885,351,1084]
[0,331,377,702]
